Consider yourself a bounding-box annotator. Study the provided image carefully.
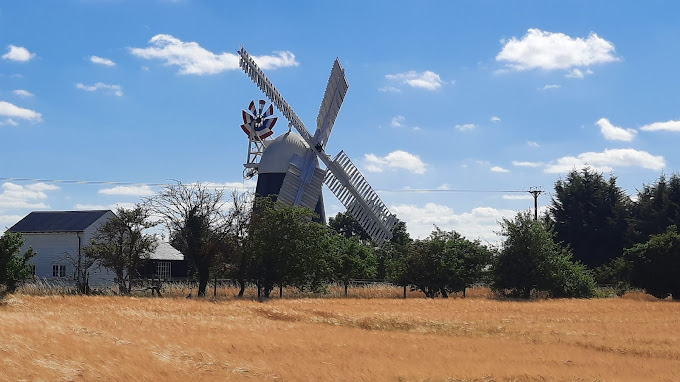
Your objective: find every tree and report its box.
[388,228,492,298]
[0,231,35,297]
[221,191,252,297]
[329,211,411,279]
[332,236,377,296]
[84,206,157,295]
[492,211,596,299]
[248,197,334,298]
[624,225,680,300]
[146,181,227,297]
[628,173,680,245]
[549,167,630,268]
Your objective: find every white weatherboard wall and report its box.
[19,211,117,286]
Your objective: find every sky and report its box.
[1,1,680,246]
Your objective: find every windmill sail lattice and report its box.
[238,47,396,246]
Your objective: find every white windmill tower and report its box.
[237,47,397,246]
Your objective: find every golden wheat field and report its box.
[1,290,679,382]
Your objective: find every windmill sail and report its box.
[314,59,348,150]
[238,47,396,245]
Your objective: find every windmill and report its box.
[237,47,397,246]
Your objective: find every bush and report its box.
[0,231,35,298]
[492,211,596,298]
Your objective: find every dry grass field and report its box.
[1,290,679,381]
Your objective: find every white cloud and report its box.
[596,118,637,141]
[2,45,35,62]
[75,82,123,96]
[130,34,298,75]
[512,161,542,167]
[391,115,405,127]
[539,84,561,90]
[545,148,665,174]
[640,120,680,132]
[13,89,34,97]
[90,55,116,66]
[364,150,426,174]
[385,70,442,90]
[496,29,618,72]
[0,182,55,211]
[502,194,533,200]
[490,116,501,123]
[455,123,476,131]
[98,185,155,196]
[527,141,540,148]
[378,86,401,93]
[0,101,42,122]
[75,202,136,211]
[490,166,510,173]
[391,202,517,244]
[26,183,60,192]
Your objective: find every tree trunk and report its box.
[462,287,466,298]
[197,266,209,297]
[344,282,349,297]
[440,287,448,298]
[279,284,283,298]
[237,279,245,297]
[403,285,407,298]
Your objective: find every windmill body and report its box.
[237,47,396,246]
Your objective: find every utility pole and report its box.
[527,186,544,221]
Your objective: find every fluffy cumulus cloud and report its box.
[455,123,476,131]
[75,202,136,211]
[0,101,42,122]
[490,116,501,123]
[596,118,637,141]
[98,185,155,196]
[75,82,123,96]
[496,29,618,73]
[539,84,561,90]
[90,55,116,66]
[391,203,517,244]
[385,70,442,90]
[0,182,59,211]
[640,120,680,132]
[13,89,33,97]
[130,34,298,75]
[527,141,540,148]
[545,148,665,174]
[490,166,510,173]
[364,150,426,174]
[2,45,35,62]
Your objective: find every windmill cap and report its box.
[258,131,318,174]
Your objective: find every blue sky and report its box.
[2,1,679,244]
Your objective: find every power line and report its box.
[0,177,547,195]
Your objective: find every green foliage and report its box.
[592,256,631,295]
[624,225,680,300]
[628,173,680,244]
[387,227,492,298]
[492,211,596,299]
[550,168,630,268]
[0,231,35,296]
[84,206,157,295]
[332,236,377,296]
[248,197,335,298]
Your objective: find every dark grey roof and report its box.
[9,210,112,233]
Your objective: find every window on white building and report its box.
[52,264,66,278]
[156,261,171,280]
